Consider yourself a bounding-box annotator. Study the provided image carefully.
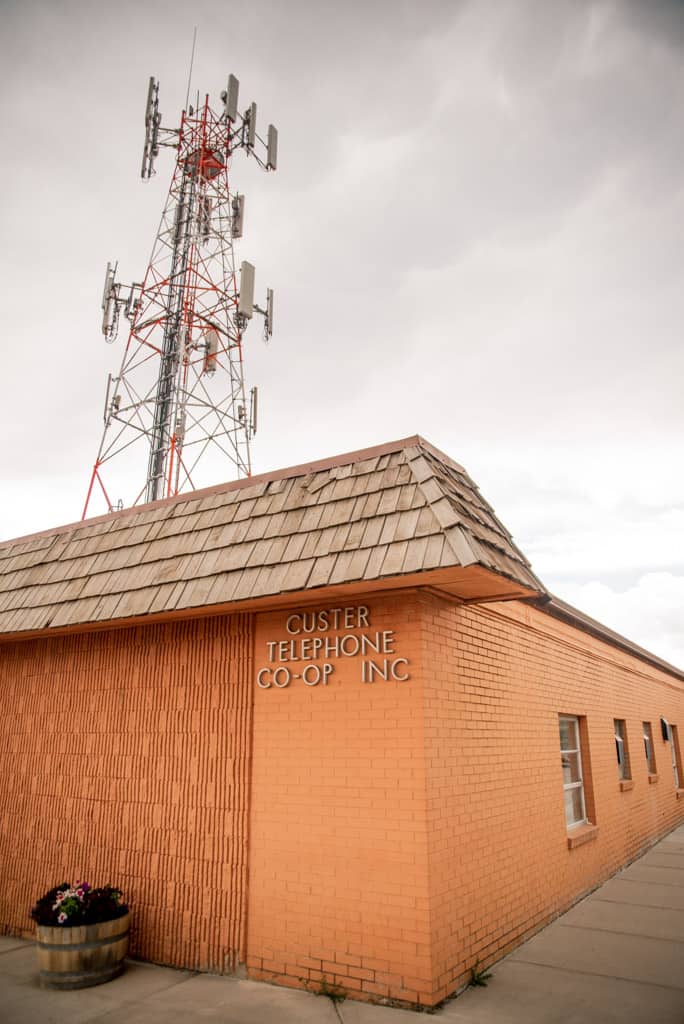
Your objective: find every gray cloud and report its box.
[0,0,682,664]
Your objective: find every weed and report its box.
[319,975,347,1004]
[470,960,492,988]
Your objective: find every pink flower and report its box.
[57,912,67,924]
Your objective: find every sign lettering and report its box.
[256,605,410,690]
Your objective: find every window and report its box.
[643,722,656,774]
[670,724,683,790]
[559,716,586,828]
[614,719,631,781]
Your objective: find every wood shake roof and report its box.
[0,436,543,637]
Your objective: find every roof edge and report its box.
[532,593,684,683]
[0,569,540,644]
[2,435,460,549]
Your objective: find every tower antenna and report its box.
[185,28,197,113]
[82,73,278,518]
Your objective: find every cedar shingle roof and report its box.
[0,436,544,636]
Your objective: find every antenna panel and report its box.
[103,373,112,424]
[203,327,219,375]
[265,288,274,337]
[101,262,115,312]
[141,76,161,179]
[247,102,257,147]
[231,194,245,238]
[238,261,255,318]
[144,77,157,127]
[250,386,258,436]
[267,125,278,170]
[225,74,239,122]
[200,196,212,241]
[101,262,118,337]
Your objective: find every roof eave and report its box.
[531,593,684,683]
[0,563,542,643]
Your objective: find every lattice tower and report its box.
[83,75,276,519]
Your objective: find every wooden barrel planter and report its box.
[36,912,130,990]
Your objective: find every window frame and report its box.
[643,721,656,775]
[559,715,587,829]
[670,724,683,790]
[614,719,631,781]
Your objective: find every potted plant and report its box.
[30,880,130,989]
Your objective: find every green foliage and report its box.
[470,960,492,987]
[318,974,347,1003]
[30,881,127,927]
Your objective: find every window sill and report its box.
[567,823,599,850]
[619,779,634,792]
[648,773,659,785]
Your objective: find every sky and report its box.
[1,0,682,667]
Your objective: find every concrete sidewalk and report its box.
[3,824,683,1024]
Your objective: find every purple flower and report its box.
[31,881,127,927]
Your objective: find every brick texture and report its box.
[0,589,681,1008]
[245,590,683,1007]
[420,592,684,1002]
[0,614,253,972]
[247,594,434,1005]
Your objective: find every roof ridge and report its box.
[402,446,546,587]
[402,449,481,567]
[1,436,434,549]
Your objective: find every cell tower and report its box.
[82,73,277,519]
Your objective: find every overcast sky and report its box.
[1,0,682,666]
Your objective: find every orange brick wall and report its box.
[245,589,683,1007]
[420,592,684,1002]
[247,594,434,1006]
[1,589,682,1007]
[0,614,253,971]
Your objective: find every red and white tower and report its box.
[83,74,277,518]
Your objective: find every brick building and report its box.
[1,435,682,1008]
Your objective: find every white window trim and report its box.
[560,715,587,829]
[614,719,630,781]
[643,722,655,774]
[671,724,681,790]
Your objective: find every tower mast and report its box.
[82,74,277,519]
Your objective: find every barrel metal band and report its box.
[38,929,128,953]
